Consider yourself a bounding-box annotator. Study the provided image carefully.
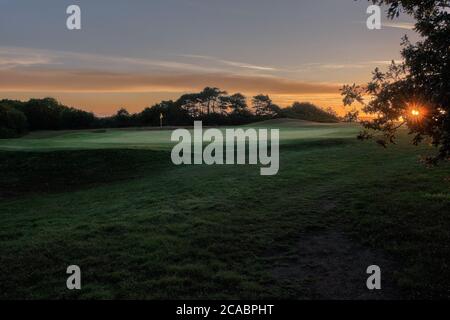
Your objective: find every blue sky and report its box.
[0,0,416,115]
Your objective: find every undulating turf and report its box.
[0,120,448,299]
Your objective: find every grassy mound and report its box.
[0,124,449,299]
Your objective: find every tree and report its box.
[342,0,450,162]
[0,104,28,138]
[177,93,202,118]
[282,102,340,123]
[342,109,360,123]
[177,87,233,117]
[138,100,191,126]
[113,108,132,127]
[199,87,227,114]
[164,101,192,126]
[60,108,96,129]
[19,98,63,130]
[230,93,248,112]
[252,94,280,118]
[139,104,164,127]
[220,93,249,114]
[253,94,271,116]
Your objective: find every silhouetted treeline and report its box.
[0,87,339,138]
[283,102,341,123]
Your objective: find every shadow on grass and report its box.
[0,149,172,199]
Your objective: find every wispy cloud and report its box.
[0,56,51,69]
[353,20,415,31]
[369,59,404,65]
[318,64,365,70]
[0,48,53,69]
[0,47,281,75]
[179,54,278,72]
[0,47,228,73]
[297,59,404,71]
[383,21,415,30]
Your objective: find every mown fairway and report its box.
[0,119,449,299]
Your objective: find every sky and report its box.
[0,0,417,116]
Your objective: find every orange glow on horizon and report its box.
[1,91,357,117]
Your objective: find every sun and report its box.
[406,102,427,122]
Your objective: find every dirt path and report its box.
[269,231,402,299]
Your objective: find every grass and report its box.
[0,119,448,299]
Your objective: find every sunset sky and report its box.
[0,0,416,116]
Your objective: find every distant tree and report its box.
[177,93,202,118]
[252,94,280,118]
[138,100,192,126]
[267,103,282,117]
[342,0,450,162]
[177,87,231,117]
[283,102,340,123]
[0,104,28,138]
[199,87,227,114]
[19,98,63,130]
[342,109,360,123]
[1,88,352,135]
[139,104,164,126]
[253,94,271,116]
[228,93,248,113]
[60,108,96,129]
[219,92,250,116]
[113,108,132,127]
[164,100,192,126]
[0,99,25,111]
[325,107,339,118]
[1,98,100,131]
